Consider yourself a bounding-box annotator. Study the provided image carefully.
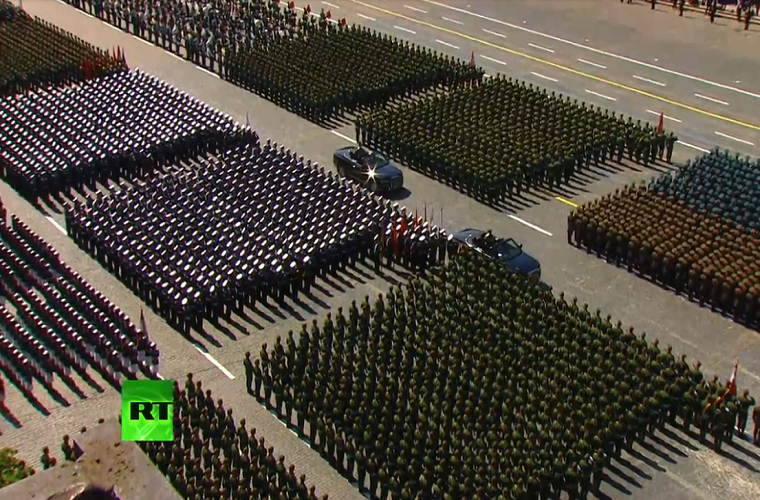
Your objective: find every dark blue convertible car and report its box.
[450,228,541,283]
[333,146,404,193]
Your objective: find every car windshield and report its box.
[363,152,388,170]
[483,238,522,262]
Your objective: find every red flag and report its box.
[306,4,311,13]
[727,361,738,395]
[400,215,407,236]
[391,225,399,258]
[326,9,332,18]
[705,361,739,413]
[469,50,475,68]
[341,18,347,26]
[139,308,149,337]
[414,209,419,227]
[656,112,664,134]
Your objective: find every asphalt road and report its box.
[333,0,760,156]
[2,1,760,499]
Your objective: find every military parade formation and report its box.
[66,0,300,66]
[250,253,760,500]
[224,23,484,122]
[66,138,447,335]
[139,377,327,500]
[0,8,124,96]
[0,196,160,418]
[0,68,251,201]
[356,75,675,204]
[1,0,760,499]
[568,149,760,326]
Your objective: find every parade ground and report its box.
[1,1,760,499]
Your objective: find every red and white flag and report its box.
[727,361,738,395]
[656,112,665,134]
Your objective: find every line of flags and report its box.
[387,205,443,257]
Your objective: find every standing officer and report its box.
[244,352,254,394]
[738,389,756,437]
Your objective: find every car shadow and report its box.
[386,188,411,201]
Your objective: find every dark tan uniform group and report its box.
[568,150,760,325]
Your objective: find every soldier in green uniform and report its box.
[738,389,756,436]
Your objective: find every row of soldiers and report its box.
[357,74,675,205]
[568,183,760,325]
[0,203,160,419]
[1,68,246,201]
[137,375,328,500]
[652,149,760,232]
[0,11,124,97]
[67,139,445,336]
[224,23,484,123]
[67,0,329,71]
[247,253,757,500]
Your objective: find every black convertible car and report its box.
[449,228,541,283]
[333,146,404,193]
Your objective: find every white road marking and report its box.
[694,93,729,106]
[331,130,357,144]
[193,345,235,379]
[394,25,417,35]
[528,42,554,54]
[105,23,121,32]
[646,109,681,123]
[45,216,67,235]
[167,51,184,62]
[420,0,760,100]
[482,28,506,38]
[133,36,153,47]
[481,55,506,66]
[357,13,376,21]
[435,39,460,50]
[507,215,553,237]
[196,66,221,79]
[715,131,755,147]
[403,4,427,13]
[322,1,340,8]
[531,72,557,83]
[577,58,606,70]
[441,16,463,25]
[633,75,666,87]
[678,141,710,153]
[585,89,616,101]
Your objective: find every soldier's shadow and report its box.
[0,405,22,428]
